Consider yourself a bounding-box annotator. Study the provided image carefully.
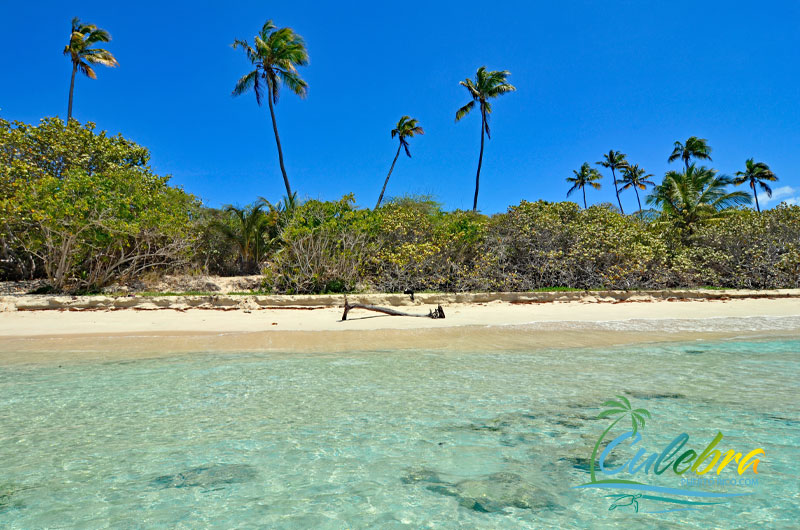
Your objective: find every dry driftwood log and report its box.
[341,297,445,321]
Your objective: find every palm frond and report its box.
[455,100,475,122]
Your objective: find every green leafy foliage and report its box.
[0,118,198,291]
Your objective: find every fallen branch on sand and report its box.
[341,297,445,321]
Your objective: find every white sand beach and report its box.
[1,291,799,362]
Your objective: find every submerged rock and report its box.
[403,469,557,513]
[0,484,30,513]
[151,463,258,489]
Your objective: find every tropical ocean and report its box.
[1,325,798,528]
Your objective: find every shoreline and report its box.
[1,292,798,363]
[2,288,799,312]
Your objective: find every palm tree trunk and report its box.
[612,168,624,215]
[634,187,642,214]
[473,105,486,211]
[752,182,760,212]
[582,186,587,209]
[67,62,77,121]
[376,144,402,209]
[266,84,293,198]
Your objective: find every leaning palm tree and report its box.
[63,17,119,121]
[455,67,516,211]
[734,158,778,213]
[589,395,650,483]
[619,164,655,214]
[375,116,424,208]
[647,164,752,234]
[669,136,712,171]
[232,20,309,198]
[596,150,628,214]
[566,163,602,208]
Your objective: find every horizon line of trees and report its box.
[567,136,780,217]
[2,116,798,294]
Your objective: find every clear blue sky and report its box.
[2,1,799,212]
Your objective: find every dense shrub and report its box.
[675,205,800,288]
[3,118,799,293]
[371,197,488,292]
[262,195,377,294]
[484,201,670,290]
[0,118,199,291]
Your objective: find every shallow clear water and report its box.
[1,336,798,528]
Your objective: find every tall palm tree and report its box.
[376,116,424,209]
[455,67,516,211]
[232,20,309,198]
[734,158,778,213]
[63,17,118,121]
[669,136,712,171]
[566,162,602,208]
[589,396,650,483]
[647,164,752,233]
[619,164,655,214]
[597,150,628,214]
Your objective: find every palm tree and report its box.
[589,396,650,483]
[566,163,602,208]
[669,136,712,171]
[647,165,752,233]
[232,20,309,198]
[63,17,119,121]
[214,203,271,273]
[734,159,778,213]
[619,164,655,214]
[455,67,516,211]
[597,150,628,214]
[376,116,424,209]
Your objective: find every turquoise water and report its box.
[1,336,798,528]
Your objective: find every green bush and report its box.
[0,117,199,291]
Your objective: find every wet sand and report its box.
[1,296,798,364]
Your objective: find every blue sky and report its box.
[2,1,799,212]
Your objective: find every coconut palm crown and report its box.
[669,136,712,171]
[597,150,628,215]
[232,20,309,198]
[376,116,424,209]
[566,162,603,208]
[455,66,516,211]
[734,158,778,213]
[647,165,752,233]
[63,17,119,121]
[620,164,655,213]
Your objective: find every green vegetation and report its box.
[566,163,602,209]
[597,150,628,215]
[63,17,118,121]
[2,117,798,294]
[1,16,796,295]
[1,117,198,291]
[376,116,424,209]
[232,20,309,198]
[456,67,516,211]
[734,159,778,213]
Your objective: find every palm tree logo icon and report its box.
[589,395,651,484]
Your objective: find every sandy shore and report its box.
[1,291,798,363]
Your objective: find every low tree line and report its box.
[2,118,798,293]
